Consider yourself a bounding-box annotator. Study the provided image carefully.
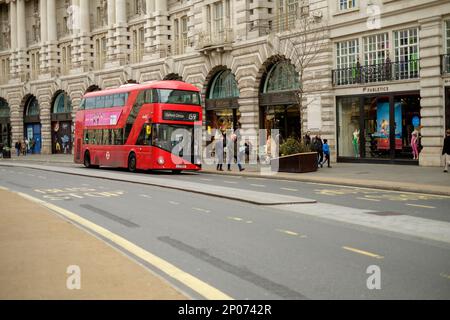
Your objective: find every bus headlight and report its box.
[157,157,165,165]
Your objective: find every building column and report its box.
[72,0,92,72]
[9,1,17,78]
[143,0,155,59]
[238,87,259,164]
[149,0,169,58]
[15,0,28,80]
[39,0,48,43]
[115,0,129,64]
[39,94,52,155]
[43,0,58,75]
[419,16,444,167]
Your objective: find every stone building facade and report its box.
[0,0,448,166]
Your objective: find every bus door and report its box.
[136,123,153,167]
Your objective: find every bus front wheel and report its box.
[128,153,137,172]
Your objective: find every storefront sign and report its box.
[205,98,239,110]
[259,92,298,106]
[362,86,389,93]
[163,110,199,122]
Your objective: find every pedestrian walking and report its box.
[313,135,323,166]
[443,129,450,173]
[321,139,332,168]
[226,129,245,172]
[15,141,20,157]
[21,140,26,156]
[304,131,312,146]
[215,129,224,171]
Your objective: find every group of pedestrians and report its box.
[305,131,331,168]
[214,128,246,172]
[14,138,35,156]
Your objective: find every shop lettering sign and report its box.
[363,86,389,93]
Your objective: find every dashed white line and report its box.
[192,207,211,214]
[223,181,238,184]
[139,194,153,199]
[356,197,381,202]
[169,201,180,205]
[281,188,299,192]
[250,184,266,188]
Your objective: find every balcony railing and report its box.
[442,54,450,74]
[332,59,420,86]
[197,28,233,49]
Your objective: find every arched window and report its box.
[264,61,300,93]
[53,92,72,114]
[0,99,9,118]
[25,97,40,116]
[209,70,239,99]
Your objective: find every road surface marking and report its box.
[356,197,381,202]
[169,201,180,205]
[228,216,253,224]
[440,273,450,280]
[223,181,238,184]
[281,188,299,192]
[139,194,152,199]
[276,229,307,238]
[406,203,436,209]
[342,246,384,259]
[192,207,211,213]
[0,186,9,191]
[13,191,232,300]
[246,177,266,181]
[200,178,213,182]
[250,184,266,188]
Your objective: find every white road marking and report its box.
[192,207,211,213]
[406,203,436,209]
[169,201,180,205]
[223,181,237,184]
[200,178,213,182]
[356,197,381,202]
[139,194,152,199]
[281,188,299,192]
[250,184,266,188]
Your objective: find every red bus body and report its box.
[74,81,202,172]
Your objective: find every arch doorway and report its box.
[51,91,73,154]
[205,69,240,135]
[23,96,42,154]
[0,98,11,149]
[259,59,300,142]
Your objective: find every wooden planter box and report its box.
[270,152,318,173]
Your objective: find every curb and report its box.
[199,170,450,197]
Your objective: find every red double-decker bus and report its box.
[74,81,202,173]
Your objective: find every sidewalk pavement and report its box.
[0,188,188,300]
[2,154,450,195]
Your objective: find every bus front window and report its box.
[152,124,193,155]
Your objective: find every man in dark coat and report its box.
[443,129,450,173]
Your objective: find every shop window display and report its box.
[337,97,360,158]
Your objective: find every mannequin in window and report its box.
[411,129,419,160]
[352,128,360,158]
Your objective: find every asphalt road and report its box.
[1,166,450,299]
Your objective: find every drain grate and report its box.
[367,211,404,216]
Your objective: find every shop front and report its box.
[23,96,41,154]
[445,86,450,132]
[337,91,421,164]
[51,92,73,154]
[205,69,241,134]
[259,60,300,142]
[0,98,11,149]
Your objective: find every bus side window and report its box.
[151,89,159,103]
[144,90,153,103]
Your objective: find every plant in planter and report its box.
[271,137,318,173]
[2,147,11,159]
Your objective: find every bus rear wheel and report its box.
[128,153,137,172]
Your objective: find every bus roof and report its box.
[83,81,200,98]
